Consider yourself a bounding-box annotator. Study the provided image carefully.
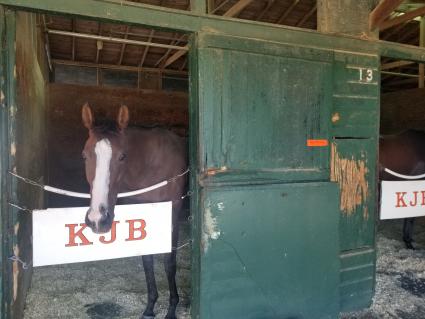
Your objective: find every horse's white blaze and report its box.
[88,138,112,227]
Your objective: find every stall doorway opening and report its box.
[12,11,192,319]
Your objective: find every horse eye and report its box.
[119,153,127,161]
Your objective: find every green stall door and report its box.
[192,33,341,319]
[200,183,340,319]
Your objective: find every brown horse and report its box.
[379,130,425,249]
[81,103,187,319]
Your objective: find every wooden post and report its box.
[419,17,425,88]
[317,0,379,39]
[191,0,207,14]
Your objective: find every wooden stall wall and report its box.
[381,88,425,134]
[7,11,49,319]
[47,83,188,208]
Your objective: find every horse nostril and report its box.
[99,205,106,214]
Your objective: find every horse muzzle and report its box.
[85,205,114,234]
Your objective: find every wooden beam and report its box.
[369,0,404,31]
[381,21,409,40]
[398,24,419,43]
[118,25,130,65]
[381,60,415,70]
[53,58,188,76]
[296,4,316,27]
[140,30,154,67]
[156,34,186,67]
[277,0,300,25]
[256,0,276,21]
[223,0,253,17]
[164,49,188,68]
[381,70,419,78]
[211,0,230,14]
[5,0,425,63]
[380,5,425,31]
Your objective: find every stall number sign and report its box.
[380,181,425,220]
[33,202,172,267]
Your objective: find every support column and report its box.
[191,0,207,14]
[317,0,379,39]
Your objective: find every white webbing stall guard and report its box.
[380,168,425,220]
[9,170,188,267]
[33,202,172,267]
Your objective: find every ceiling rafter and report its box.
[156,33,187,68]
[296,4,316,27]
[256,0,276,21]
[381,60,415,70]
[223,0,254,17]
[164,49,188,68]
[276,0,300,25]
[369,0,404,31]
[381,5,425,31]
[212,0,231,14]
[118,25,130,65]
[139,30,155,68]
[381,21,410,40]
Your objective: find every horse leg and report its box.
[403,218,415,250]
[141,254,158,319]
[164,205,180,319]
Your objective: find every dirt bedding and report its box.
[341,218,425,319]
[23,223,192,319]
[24,218,425,319]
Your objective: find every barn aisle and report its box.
[23,223,191,319]
[341,219,425,319]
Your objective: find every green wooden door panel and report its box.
[331,138,377,251]
[331,53,380,138]
[199,183,340,319]
[198,42,333,183]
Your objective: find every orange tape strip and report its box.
[307,139,329,147]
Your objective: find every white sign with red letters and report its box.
[33,202,172,267]
[380,180,425,220]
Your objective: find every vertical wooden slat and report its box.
[0,5,7,316]
[419,17,425,88]
[3,8,16,319]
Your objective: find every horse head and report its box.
[81,103,129,233]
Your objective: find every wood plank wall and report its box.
[47,83,188,208]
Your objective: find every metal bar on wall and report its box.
[47,29,189,51]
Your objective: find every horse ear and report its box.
[117,105,129,130]
[82,103,93,130]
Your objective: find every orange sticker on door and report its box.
[307,139,329,147]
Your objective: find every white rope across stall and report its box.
[9,169,189,199]
[384,168,425,180]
